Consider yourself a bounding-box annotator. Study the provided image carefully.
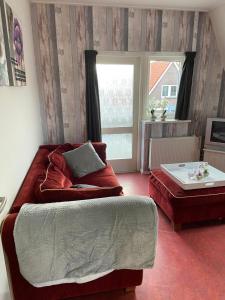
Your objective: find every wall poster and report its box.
[0,1,9,86]
[0,0,26,86]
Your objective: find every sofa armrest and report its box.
[1,214,18,300]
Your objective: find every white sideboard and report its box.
[203,148,225,172]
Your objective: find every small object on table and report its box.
[188,162,209,181]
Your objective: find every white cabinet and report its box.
[203,148,225,172]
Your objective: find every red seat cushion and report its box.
[36,185,123,203]
[35,163,123,203]
[73,165,120,187]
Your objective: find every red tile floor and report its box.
[74,173,225,300]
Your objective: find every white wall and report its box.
[0,0,43,299]
[210,5,225,68]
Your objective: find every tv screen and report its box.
[210,121,225,143]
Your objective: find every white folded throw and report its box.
[13,195,158,287]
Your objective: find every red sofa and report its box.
[1,143,143,300]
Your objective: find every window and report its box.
[161,85,178,98]
[171,85,177,97]
[96,53,184,171]
[144,55,184,119]
[162,85,169,97]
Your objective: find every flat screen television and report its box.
[205,118,225,148]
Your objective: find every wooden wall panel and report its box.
[128,8,143,51]
[55,5,87,143]
[92,7,128,51]
[217,70,225,117]
[74,6,88,142]
[189,13,223,139]
[31,3,224,147]
[161,10,195,51]
[145,10,162,51]
[55,5,78,143]
[31,3,64,144]
[192,12,199,51]
[112,8,128,51]
[92,7,108,50]
[204,31,222,119]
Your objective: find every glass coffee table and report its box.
[160,162,225,190]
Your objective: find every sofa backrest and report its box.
[10,149,49,213]
[39,143,107,164]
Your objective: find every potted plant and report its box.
[150,109,156,121]
[146,98,160,121]
[161,109,167,121]
[160,98,169,121]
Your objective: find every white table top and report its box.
[160,162,225,190]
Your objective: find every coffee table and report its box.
[149,164,225,230]
[160,162,225,190]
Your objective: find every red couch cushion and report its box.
[35,163,123,203]
[36,185,123,203]
[40,163,72,190]
[73,165,120,187]
[48,144,74,179]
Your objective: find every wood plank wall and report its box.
[31,3,223,144]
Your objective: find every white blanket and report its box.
[13,196,158,287]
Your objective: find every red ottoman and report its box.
[149,169,225,230]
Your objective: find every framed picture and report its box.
[0,2,9,86]
[0,0,26,86]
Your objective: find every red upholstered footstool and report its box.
[149,169,225,230]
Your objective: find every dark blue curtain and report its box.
[175,52,196,120]
[85,50,102,142]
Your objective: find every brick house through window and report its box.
[148,61,182,118]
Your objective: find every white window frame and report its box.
[95,51,185,173]
[161,85,178,98]
[142,53,185,120]
[96,53,141,173]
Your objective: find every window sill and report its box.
[141,119,191,124]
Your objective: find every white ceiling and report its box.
[31,0,225,11]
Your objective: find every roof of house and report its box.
[149,61,170,90]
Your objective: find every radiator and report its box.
[149,136,200,170]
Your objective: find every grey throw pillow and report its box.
[63,142,106,178]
